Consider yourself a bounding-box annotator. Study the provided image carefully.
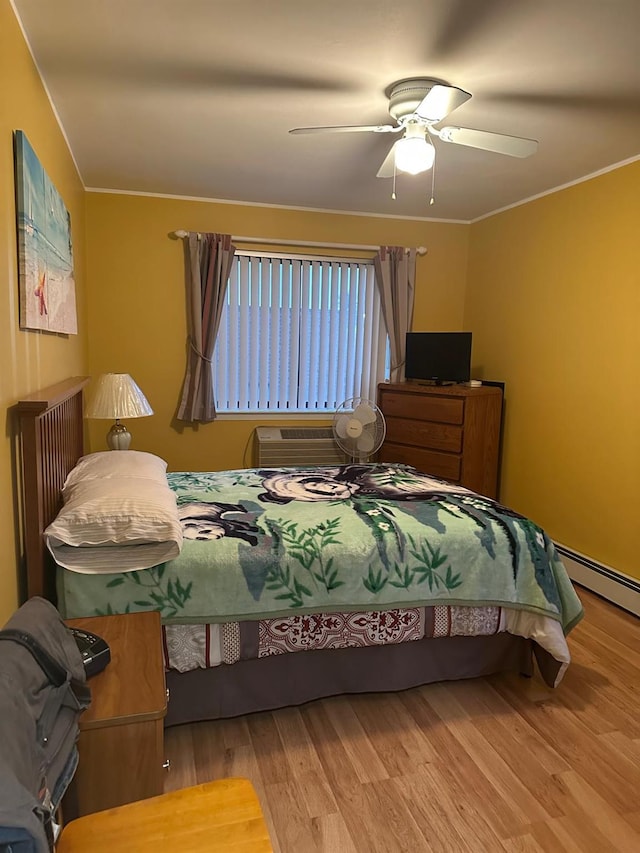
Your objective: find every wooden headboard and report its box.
[14,377,89,603]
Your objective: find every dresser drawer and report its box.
[385,416,463,453]
[379,390,465,424]
[379,443,461,482]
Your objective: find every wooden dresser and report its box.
[377,381,503,498]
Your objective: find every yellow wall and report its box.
[0,0,87,621]
[84,192,468,470]
[466,161,640,578]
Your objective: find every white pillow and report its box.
[63,451,168,495]
[45,476,183,574]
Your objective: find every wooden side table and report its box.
[57,777,273,852]
[65,611,167,817]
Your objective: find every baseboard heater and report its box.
[254,426,348,468]
[556,543,640,617]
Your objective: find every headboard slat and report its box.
[14,377,89,602]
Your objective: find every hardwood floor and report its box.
[164,588,640,852]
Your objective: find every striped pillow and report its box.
[63,451,168,495]
[45,476,183,574]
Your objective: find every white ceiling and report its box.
[13,0,640,222]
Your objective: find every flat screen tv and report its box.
[405,332,472,384]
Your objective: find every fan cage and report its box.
[332,397,386,462]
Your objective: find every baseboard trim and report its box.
[556,543,640,618]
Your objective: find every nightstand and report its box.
[65,611,167,817]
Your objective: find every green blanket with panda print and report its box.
[57,464,583,633]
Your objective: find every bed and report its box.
[14,377,583,726]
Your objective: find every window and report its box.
[214,251,389,414]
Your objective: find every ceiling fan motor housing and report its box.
[388,78,437,121]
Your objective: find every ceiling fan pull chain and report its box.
[391,160,397,200]
[429,154,436,205]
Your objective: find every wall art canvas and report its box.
[14,130,78,334]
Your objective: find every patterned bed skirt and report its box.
[162,605,503,672]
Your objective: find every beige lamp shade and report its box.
[85,373,153,450]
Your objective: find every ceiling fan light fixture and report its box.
[395,136,435,175]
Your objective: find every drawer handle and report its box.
[162,759,171,771]
[166,688,170,703]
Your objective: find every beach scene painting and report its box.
[14,130,77,334]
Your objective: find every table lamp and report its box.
[85,373,153,450]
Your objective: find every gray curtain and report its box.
[374,246,416,383]
[177,232,236,422]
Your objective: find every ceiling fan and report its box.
[289,78,538,179]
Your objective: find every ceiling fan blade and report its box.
[415,84,472,122]
[289,124,398,135]
[438,126,538,157]
[376,141,400,178]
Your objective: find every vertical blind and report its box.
[214,252,388,413]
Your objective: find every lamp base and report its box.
[107,421,131,451]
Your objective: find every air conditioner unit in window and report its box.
[254,427,348,468]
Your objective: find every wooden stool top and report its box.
[57,777,273,852]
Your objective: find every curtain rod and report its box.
[171,230,427,256]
